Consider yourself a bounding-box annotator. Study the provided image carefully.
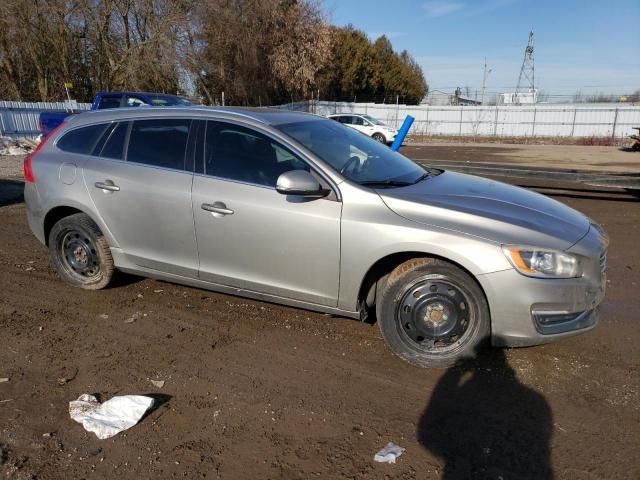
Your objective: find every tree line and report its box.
[0,0,428,105]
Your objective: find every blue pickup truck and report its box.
[39,91,192,135]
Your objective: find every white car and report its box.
[328,114,398,144]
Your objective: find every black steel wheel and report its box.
[48,213,115,290]
[376,258,490,368]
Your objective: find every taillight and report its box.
[24,155,35,183]
[23,124,63,183]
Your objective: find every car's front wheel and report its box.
[48,213,115,290]
[372,132,386,143]
[376,258,490,368]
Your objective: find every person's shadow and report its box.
[418,341,553,479]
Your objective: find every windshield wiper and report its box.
[359,180,413,188]
[412,172,431,184]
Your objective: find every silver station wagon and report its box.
[24,107,608,367]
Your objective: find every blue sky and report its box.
[322,0,640,98]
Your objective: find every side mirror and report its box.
[276,170,330,198]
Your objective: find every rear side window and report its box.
[97,122,129,160]
[127,119,191,170]
[98,96,121,109]
[57,124,108,154]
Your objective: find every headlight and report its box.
[502,246,582,278]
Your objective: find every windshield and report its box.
[276,119,426,185]
[148,95,192,107]
[362,114,385,126]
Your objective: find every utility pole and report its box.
[481,57,492,105]
[515,31,535,104]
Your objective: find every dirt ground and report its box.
[1,149,639,480]
[402,143,640,173]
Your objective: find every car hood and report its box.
[378,170,590,249]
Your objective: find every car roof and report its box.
[96,91,185,98]
[68,106,323,127]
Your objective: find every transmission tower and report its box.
[515,31,534,101]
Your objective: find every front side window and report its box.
[276,119,426,186]
[57,124,109,154]
[127,119,191,170]
[125,96,148,107]
[204,121,308,187]
[351,116,365,126]
[362,115,385,126]
[148,95,192,107]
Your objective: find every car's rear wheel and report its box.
[376,258,490,368]
[372,132,386,143]
[48,213,115,290]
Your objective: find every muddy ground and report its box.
[401,143,640,173]
[0,149,639,479]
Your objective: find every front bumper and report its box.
[478,225,607,347]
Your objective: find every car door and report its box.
[191,121,342,306]
[83,118,200,278]
[350,116,370,136]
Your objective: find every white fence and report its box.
[3,99,638,139]
[0,100,92,139]
[276,101,640,138]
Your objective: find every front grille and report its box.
[599,249,607,274]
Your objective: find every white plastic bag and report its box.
[374,442,405,464]
[69,394,154,439]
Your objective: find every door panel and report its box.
[84,160,198,277]
[192,177,341,305]
[191,120,341,306]
[82,118,198,278]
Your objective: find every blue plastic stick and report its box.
[390,115,414,151]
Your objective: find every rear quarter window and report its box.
[57,124,109,154]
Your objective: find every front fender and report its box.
[337,185,512,312]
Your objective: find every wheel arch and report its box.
[43,205,109,247]
[357,251,491,322]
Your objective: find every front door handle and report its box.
[201,202,234,216]
[94,181,120,192]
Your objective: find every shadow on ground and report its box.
[0,179,24,207]
[418,341,553,480]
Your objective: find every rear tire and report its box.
[48,213,115,290]
[376,258,490,368]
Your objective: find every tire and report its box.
[376,258,490,368]
[48,213,115,290]
[372,132,386,143]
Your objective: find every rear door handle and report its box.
[94,181,120,192]
[201,202,234,216]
